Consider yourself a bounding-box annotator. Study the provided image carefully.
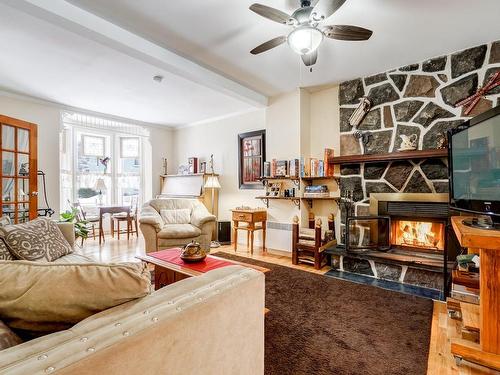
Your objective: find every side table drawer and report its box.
[232,212,252,222]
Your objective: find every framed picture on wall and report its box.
[238,130,266,189]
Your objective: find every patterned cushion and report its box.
[0,320,22,351]
[0,218,73,262]
[0,216,14,261]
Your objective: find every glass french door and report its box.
[0,115,37,223]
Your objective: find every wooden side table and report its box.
[231,209,267,254]
[450,216,500,371]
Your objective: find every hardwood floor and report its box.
[80,235,495,375]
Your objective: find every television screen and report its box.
[451,114,500,202]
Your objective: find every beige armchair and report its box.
[139,198,216,253]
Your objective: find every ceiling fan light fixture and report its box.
[287,26,323,56]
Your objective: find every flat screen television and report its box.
[448,105,500,225]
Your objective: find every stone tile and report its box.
[385,161,414,190]
[364,73,387,86]
[356,204,370,216]
[433,181,449,193]
[366,181,396,195]
[389,74,407,92]
[438,74,448,83]
[422,56,447,72]
[375,263,402,281]
[403,170,432,193]
[340,163,361,176]
[420,159,448,180]
[340,134,361,156]
[404,267,443,289]
[343,256,374,276]
[394,100,424,122]
[461,97,493,117]
[358,108,382,130]
[413,102,454,127]
[383,106,394,128]
[363,130,392,155]
[364,162,388,180]
[451,45,487,78]
[422,120,465,149]
[393,124,421,151]
[490,40,500,64]
[483,67,500,95]
[339,79,365,105]
[404,75,440,98]
[400,64,419,72]
[339,176,364,202]
[440,73,478,107]
[340,107,355,132]
[368,83,400,107]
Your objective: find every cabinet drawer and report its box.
[232,212,252,222]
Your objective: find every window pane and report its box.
[83,135,105,157]
[18,203,29,223]
[2,152,15,176]
[120,138,139,158]
[18,178,29,201]
[18,129,29,153]
[121,158,140,173]
[18,154,29,176]
[2,126,14,150]
[2,178,15,202]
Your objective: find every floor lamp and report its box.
[204,155,221,248]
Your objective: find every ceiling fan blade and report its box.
[250,36,287,55]
[301,51,318,66]
[310,0,346,22]
[249,3,291,24]
[323,25,373,41]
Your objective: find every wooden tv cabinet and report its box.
[450,216,500,371]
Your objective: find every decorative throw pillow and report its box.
[0,260,152,336]
[0,320,22,351]
[0,218,73,262]
[160,208,191,225]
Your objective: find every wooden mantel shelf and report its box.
[329,148,448,164]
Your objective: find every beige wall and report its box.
[0,93,173,216]
[172,85,341,251]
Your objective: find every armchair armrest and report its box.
[191,205,216,228]
[139,206,164,232]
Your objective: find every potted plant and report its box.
[59,209,90,245]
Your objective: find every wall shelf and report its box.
[300,196,340,208]
[328,148,448,165]
[255,196,300,209]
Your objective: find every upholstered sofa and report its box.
[139,198,216,253]
[0,265,265,374]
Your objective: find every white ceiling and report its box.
[67,0,500,96]
[1,0,499,126]
[0,2,256,126]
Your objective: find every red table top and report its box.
[148,248,235,273]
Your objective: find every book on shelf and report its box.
[289,158,299,178]
[318,160,324,177]
[324,148,335,177]
[263,162,271,178]
[271,159,277,178]
[310,158,319,177]
[275,160,288,177]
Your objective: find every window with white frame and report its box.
[60,112,149,212]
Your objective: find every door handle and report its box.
[31,191,39,196]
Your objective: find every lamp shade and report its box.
[204,175,221,189]
[287,26,323,56]
[94,178,107,192]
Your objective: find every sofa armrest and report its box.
[138,206,163,232]
[191,205,216,228]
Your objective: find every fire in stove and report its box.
[392,220,445,251]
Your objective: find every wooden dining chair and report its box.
[112,196,139,240]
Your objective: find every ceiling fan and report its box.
[249,0,373,67]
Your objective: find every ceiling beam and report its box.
[2,0,268,107]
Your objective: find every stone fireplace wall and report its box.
[338,40,500,238]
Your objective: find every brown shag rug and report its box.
[213,252,433,375]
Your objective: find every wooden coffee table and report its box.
[136,249,270,290]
